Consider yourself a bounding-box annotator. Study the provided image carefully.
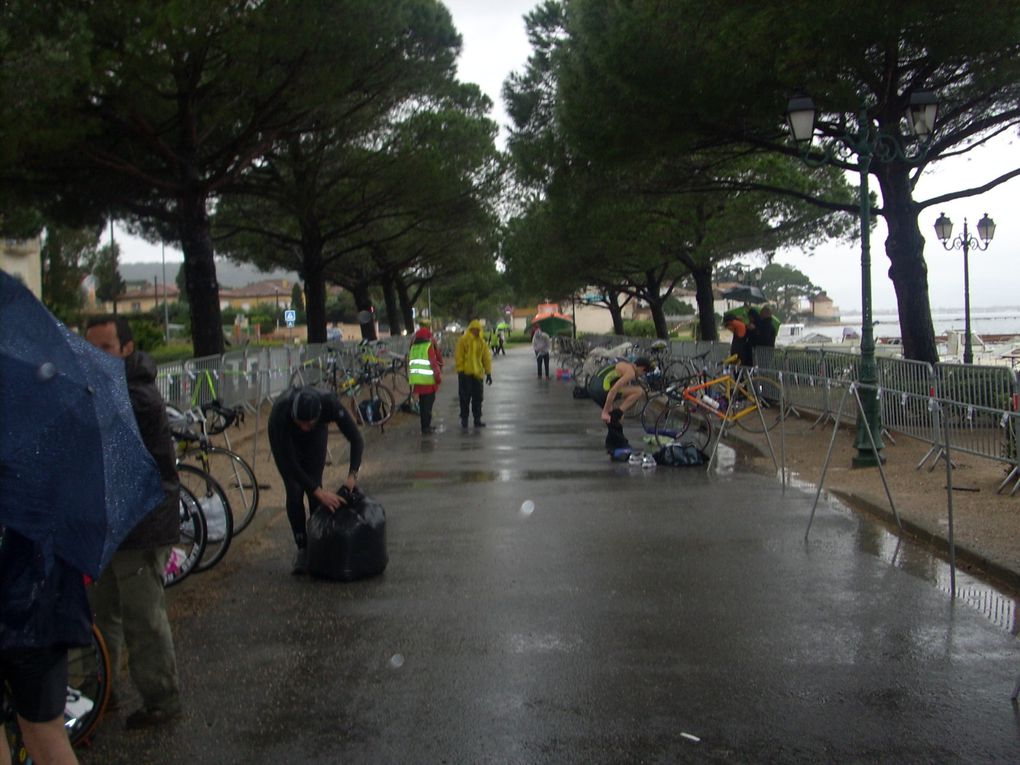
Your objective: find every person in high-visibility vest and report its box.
[408,325,443,434]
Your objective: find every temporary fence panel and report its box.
[877,357,936,444]
[182,355,222,410]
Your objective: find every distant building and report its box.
[1,237,42,299]
[99,278,293,314]
[808,292,841,321]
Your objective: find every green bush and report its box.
[622,319,656,338]
[148,342,194,363]
[128,318,166,352]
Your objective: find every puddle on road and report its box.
[391,468,613,485]
[787,472,1020,636]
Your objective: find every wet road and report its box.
[85,349,1020,764]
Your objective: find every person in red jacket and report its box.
[408,325,443,434]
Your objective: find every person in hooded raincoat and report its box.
[408,325,443,434]
[454,320,493,429]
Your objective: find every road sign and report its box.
[284,309,297,327]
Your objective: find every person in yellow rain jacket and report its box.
[454,319,493,429]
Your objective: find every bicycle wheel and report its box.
[164,485,207,587]
[65,624,112,747]
[182,446,260,536]
[177,464,233,572]
[640,392,673,435]
[381,366,411,407]
[654,400,693,442]
[353,380,395,427]
[734,379,782,434]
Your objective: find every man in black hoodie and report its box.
[85,316,182,730]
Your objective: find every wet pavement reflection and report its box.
[83,347,1020,764]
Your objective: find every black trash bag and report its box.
[306,487,388,581]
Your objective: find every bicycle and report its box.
[169,402,261,536]
[3,624,111,762]
[361,340,412,409]
[290,350,396,428]
[682,370,784,433]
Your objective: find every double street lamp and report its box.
[933,212,996,364]
[786,91,938,467]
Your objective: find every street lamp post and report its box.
[933,212,996,364]
[786,91,938,467]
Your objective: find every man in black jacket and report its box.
[268,388,364,575]
[85,316,182,730]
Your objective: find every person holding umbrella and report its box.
[84,315,183,729]
[2,274,166,757]
[454,320,493,429]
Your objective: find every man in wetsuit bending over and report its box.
[268,387,364,575]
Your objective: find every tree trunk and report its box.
[178,194,224,357]
[877,165,938,364]
[692,266,717,341]
[606,292,625,335]
[302,258,328,345]
[352,283,378,341]
[395,273,415,331]
[648,297,669,339]
[380,275,403,336]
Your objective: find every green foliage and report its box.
[249,311,276,335]
[128,317,164,352]
[664,297,695,316]
[90,242,124,304]
[622,319,656,338]
[41,224,100,324]
[147,342,194,364]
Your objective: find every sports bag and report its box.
[306,487,388,581]
[653,442,705,467]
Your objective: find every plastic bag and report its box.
[306,487,388,581]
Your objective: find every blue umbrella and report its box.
[0,271,164,577]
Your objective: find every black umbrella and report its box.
[0,271,164,576]
[721,284,769,304]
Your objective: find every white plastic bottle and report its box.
[701,393,720,410]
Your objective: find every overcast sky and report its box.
[120,1,1019,312]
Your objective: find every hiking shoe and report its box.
[474,421,486,427]
[291,549,308,576]
[641,454,657,469]
[628,452,643,466]
[125,707,182,730]
[460,418,468,429]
